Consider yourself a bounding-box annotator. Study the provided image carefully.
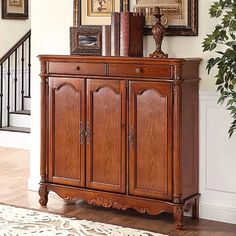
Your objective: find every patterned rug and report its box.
[0,204,166,236]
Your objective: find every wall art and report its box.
[88,0,115,17]
[70,25,102,55]
[73,0,127,26]
[132,0,198,36]
[2,0,28,19]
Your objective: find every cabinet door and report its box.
[86,79,126,193]
[48,77,85,187]
[129,81,172,200]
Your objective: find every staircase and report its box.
[0,31,31,149]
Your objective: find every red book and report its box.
[111,12,120,56]
[120,12,144,57]
[102,25,111,56]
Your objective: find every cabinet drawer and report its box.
[48,62,106,76]
[108,64,172,78]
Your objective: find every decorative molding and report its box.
[88,196,167,215]
[173,81,182,93]
[40,176,47,183]
[64,196,81,202]
[199,90,236,224]
[40,61,47,75]
[88,196,129,211]
[173,194,183,204]
[38,185,48,207]
[134,207,165,215]
[201,96,236,194]
[174,65,182,80]
[174,206,183,230]
[184,203,192,212]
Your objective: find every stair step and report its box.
[0,126,30,133]
[10,110,31,115]
[24,97,31,110]
[10,112,31,128]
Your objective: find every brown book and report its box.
[120,12,144,57]
[102,25,111,56]
[111,12,120,56]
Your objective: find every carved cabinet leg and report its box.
[38,185,49,207]
[174,205,183,230]
[192,197,199,219]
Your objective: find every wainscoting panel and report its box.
[199,90,236,224]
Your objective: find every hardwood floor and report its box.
[0,147,236,235]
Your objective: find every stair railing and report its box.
[0,30,31,128]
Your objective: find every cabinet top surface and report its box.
[38,55,202,65]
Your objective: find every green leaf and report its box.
[202,0,236,138]
[210,43,217,50]
[230,33,236,40]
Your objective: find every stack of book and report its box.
[102,12,145,57]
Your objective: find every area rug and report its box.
[0,204,166,236]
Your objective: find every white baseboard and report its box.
[28,176,40,192]
[0,131,31,149]
[200,202,236,225]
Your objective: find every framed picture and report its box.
[132,0,198,36]
[73,0,197,36]
[71,0,126,55]
[70,26,102,55]
[2,0,29,19]
[73,0,126,26]
[88,0,115,17]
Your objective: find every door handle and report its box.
[80,121,85,145]
[85,122,91,144]
[129,126,135,150]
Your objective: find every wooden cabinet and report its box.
[129,81,172,200]
[48,77,85,187]
[86,79,126,193]
[38,56,201,230]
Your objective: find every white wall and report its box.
[0,0,31,57]
[29,0,73,193]
[29,0,236,224]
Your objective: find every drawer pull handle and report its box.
[73,66,80,71]
[135,68,142,74]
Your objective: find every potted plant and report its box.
[202,0,236,137]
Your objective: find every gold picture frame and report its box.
[131,0,198,36]
[88,0,115,17]
[73,0,197,35]
[73,0,126,26]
